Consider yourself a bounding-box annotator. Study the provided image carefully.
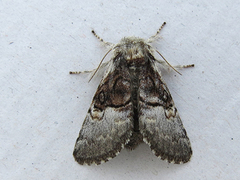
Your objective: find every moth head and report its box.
[113,37,154,60]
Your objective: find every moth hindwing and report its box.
[72,23,193,165]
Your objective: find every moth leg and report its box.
[91,30,114,47]
[69,61,110,74]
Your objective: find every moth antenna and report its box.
[155,50,182,75]
[88,48,112,82]
[91,30,113,47]
[147,22,166,43]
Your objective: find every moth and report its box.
[71,22,193,165]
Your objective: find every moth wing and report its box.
[139,61,192,164]
[73,60,133,165]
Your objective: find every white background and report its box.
[1,0,240,180]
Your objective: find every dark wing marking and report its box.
[73,57,133,165]
[139,59,192,164]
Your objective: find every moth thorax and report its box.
[114,37,152,60]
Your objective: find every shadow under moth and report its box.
[70,22,193,165]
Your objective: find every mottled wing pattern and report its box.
[73,57,133,165]
[139,59,192,164]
